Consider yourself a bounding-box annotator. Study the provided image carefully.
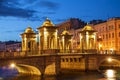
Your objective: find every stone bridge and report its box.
[0,52,120,75]
[0,54,60,76]
[60,53,120,71]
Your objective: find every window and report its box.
[103,27,104,31]
[103,35,104,39]
[109,33,111,38]
[112,33,114,38]
[70,58,73,62]
[119,32,120,37]
[106,34,108,39]
[111,25,114,30]
[106,27,108,31]
[119,24,120,28]
[78,58,81,62]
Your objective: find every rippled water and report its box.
[1,69,120,80]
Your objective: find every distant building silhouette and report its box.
[0,41,21,52]
[56,18,86,35]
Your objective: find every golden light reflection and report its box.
[105,69,116,80]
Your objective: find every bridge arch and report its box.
[14,64,41,75]
[98,57,120,69]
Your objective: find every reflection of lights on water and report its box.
[106,70,114,78]
[105,69,116,79]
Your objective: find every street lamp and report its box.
[10,63,16,68]
[108,58,112,62]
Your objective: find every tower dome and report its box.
[82,25,95,31]
[42,18,55,27]
[25,27,35,33]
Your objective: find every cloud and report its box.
[38,0,60,10]
[0,0,36,18]
[0,0,21,7]
[0,0,60,21]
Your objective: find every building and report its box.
[0,41,21,52]
[0,42,6,51]
[93,17,120,53]
[56,18,86,35]
[6,42,21,52]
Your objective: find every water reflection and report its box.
[104,69,116,80]
[105,69,116,78]
[1,69,120,80]
[1,72,102,80]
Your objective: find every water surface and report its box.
[1,69,120,80]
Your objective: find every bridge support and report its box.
[85,55,98,71]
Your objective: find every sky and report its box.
[0,0,120,41]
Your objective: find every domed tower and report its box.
[21,27,37,51]
[37,18,58,51]
[80,24,97,53]
[60,29,72,52]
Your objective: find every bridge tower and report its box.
[37,18,58,51]
[80,24,97,53]
[59,29,73,52]
[21,27,37,51]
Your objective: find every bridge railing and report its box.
[0,49,120,59]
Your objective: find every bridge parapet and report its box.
[0,50,119,59]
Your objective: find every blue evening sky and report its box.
[0,0,120,41]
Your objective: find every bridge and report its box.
[0,51,120,76]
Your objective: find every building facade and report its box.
[0,41,21,52]
[6,43,21,52]
[93,17,120,53]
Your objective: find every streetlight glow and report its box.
[10,63,15,68]
[108,58,112,62]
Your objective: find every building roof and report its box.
[24,27,35,33]
[82,25,95,31]
[41,18,55,27]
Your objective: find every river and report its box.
[0,69,120,80]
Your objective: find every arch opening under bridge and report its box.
[98,58,120,70]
